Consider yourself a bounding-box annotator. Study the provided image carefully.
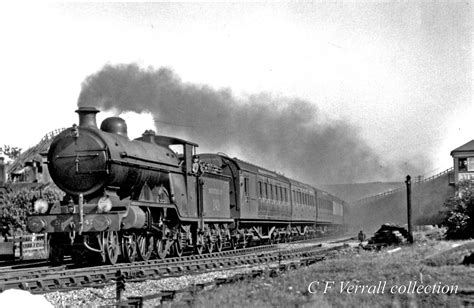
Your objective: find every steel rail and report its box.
[0,233,347,280]
[0,242,345,294]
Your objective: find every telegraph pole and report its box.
[405,175,413,243]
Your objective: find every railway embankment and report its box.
[191,234,473,307]
[1,233,472,307]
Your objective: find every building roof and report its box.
[451,140,474,156]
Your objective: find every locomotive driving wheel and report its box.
[156,237,169,259]
[173,232,183,257]
[121,233,137,263]
[137,234,154,261]
[103,231,120,265]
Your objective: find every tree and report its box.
[443,180,474,239]
[1,186,64,234]
[0,145,22,160]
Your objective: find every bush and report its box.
[443,180,474,239]
[1,186,64,235]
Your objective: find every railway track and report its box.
[0,236,350,294]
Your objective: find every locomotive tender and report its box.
[27,107,345,264]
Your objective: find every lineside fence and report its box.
[352,167,454,207]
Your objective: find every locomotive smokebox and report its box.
[76,107,99,128]
[100,117,128,137]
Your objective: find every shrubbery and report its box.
[443,180,474,240]
[1,186,64,235]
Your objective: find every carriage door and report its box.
[240,173,250,216]
[241,172,257,217]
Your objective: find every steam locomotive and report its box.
[27,107,346,264]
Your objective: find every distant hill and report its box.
[320,182,404,203]
[348,172,455,233]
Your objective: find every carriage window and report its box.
[244,177,249,196]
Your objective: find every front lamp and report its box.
[97,196,112,213]
[33,199,49,214]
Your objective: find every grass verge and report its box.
[192,240,474,307]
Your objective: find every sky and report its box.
[0,2,472,184]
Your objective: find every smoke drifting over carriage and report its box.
[77,63,421,185]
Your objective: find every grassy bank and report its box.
[192,240,474,307]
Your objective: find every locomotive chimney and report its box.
[75,107,100,128]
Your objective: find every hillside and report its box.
[348,172,455,233]
[7,128,64,174]
[320,182,404,203]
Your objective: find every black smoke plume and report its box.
[78,63,416,185]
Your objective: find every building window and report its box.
[469,157,474,172]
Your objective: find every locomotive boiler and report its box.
[27,107,232,264]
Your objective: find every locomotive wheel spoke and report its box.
[155,238,168,260]
[121,234,137,263]
[173,231,184,257]
[137,234,154,261]
[173,239,183,257]
[104,231,120,265]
